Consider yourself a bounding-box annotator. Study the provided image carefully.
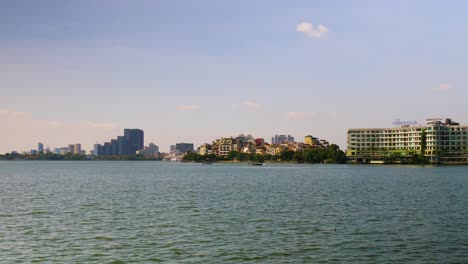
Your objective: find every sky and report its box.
[1,0,468,153]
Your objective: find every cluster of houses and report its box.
[196,134,330,157]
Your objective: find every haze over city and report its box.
[2,0,468,153]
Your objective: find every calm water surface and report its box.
[0,161,467,263]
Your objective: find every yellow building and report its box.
[304,135,314,145]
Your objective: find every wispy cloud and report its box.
[0,108,121,152]
[296,22,328,38]
[433,83,451,92]
[243,101,261,110]
[85,122,118,131]
[0,109,27,118]
[177,105,200,111]
[287,111,317,120]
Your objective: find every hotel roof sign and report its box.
[393,119,418,126]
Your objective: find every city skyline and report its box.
[2,1,468,153]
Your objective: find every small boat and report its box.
[250,163,264,166]
[202,162,213,165]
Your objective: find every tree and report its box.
[280,150,294,161]
[182,152,200,162]
[293,151,304,162]
[237,152,248,161]
[256,154,265,163]
[227,151,239,160]
[421,129,427,156]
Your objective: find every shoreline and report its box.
[1,159,467,166]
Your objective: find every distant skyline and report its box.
[2,1,468,153]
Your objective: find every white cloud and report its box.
[296,22,328,38]
[433,83,451,92]
[287,111,317,119]
[177,105,200,111]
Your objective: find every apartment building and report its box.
[347,118,468,164]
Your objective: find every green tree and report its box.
[280,150,294,161]
[237,152,248,161]
[421,129,427,156]
[293,151,304,162]
[227,151,239,160]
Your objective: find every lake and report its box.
[0,161,467,263]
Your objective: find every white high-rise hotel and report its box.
[347,118,468,164]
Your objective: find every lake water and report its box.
[0,161,467,263]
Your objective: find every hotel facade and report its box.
[347,118,468,164]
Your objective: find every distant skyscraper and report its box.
[94,144,102,156]
[111,139,119,156]
[148,143,159,155]
[124,129,144,155]
[271,134,295,144]
[74,144,81,155]
[98,145,104,156]
[68,144,75,154]
[95,129,144,156]
[175,143,194,154]
[117,136,127,156]
[103,142,111,156]
[38,143,44,154]
[139,143,160,157]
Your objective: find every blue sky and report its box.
[1,0,468,153]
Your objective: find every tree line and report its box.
[183,144,347,164]
[0,152,160,161]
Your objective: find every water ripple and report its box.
[0,161,467,263]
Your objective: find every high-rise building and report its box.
[125,129,144,155]
[38,143,44,154]
[175,143,194,154]
[68,144,75,154]
[103,142,111,156]
[54,147,68,155]
[117,136,127,156]
[139,143,160,157]
[111,139,119,156]
[74,144,81,155]
[94,144,102,156]
[148,143,159,155]
[271,134,295,144]
[95,129,144,156]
